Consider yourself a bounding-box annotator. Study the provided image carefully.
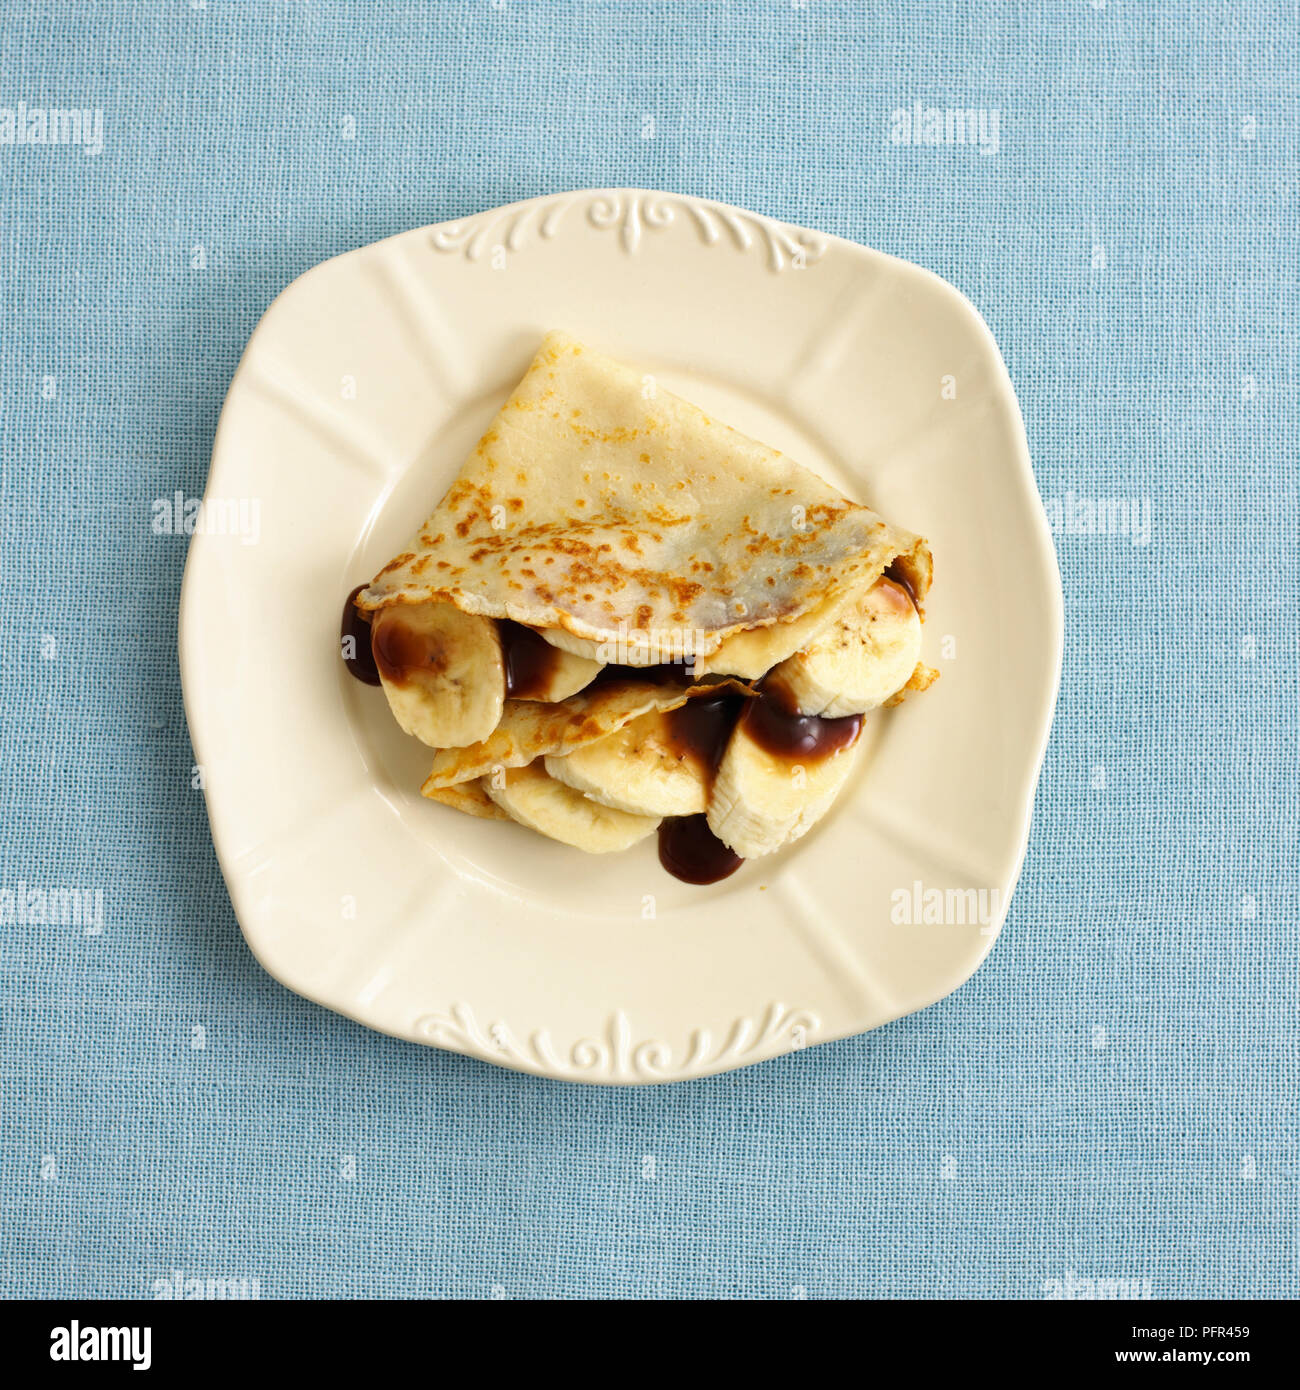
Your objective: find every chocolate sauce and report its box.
[883,561,919,610]
[500,625,695,700]
[664,693,747,790]
[370,612,448,686]
[499,621,565,699]
[588,661,693,692]
[658,815,743,885]
[655,683,860,884]
[741,677,863,761]
[657,694,748,885]
[340,585,381,686]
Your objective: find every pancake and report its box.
[358,332,930,665]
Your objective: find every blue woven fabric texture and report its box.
[1,1,1296,1300]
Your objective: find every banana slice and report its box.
[544,709,709,817]
[371,601,504,748]
[500,623,601,702]
[694,583,864,679]
[771,577,921,717]
[707,706,862,858]
[484,763,660,852]
[523,646,602,702]
[538,626,689,667]
[537,627,617,663]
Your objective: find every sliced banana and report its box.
[538,626,618,663]
[707,716,862,858]
[502,626,601,702]
[694,583,863,679]
[484,763,660,852]
[545,709,708,817]
[538,626,686,667]
[771,576,921,717]
[524,646,602,701]
[371,601,504,748]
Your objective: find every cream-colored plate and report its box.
[179,189,1062,1085]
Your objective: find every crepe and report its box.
[423,779,510,820]
[358,332,930,663]
[423,678,751,791]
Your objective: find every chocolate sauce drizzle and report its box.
[665,694,745,786]
[371,613,447,687]
[588,660,693,692]
[658,815,743,885]
[653,679,862,885]
[498,621,564,700]
[340,585,381,686]
[883,560,918,609]
[738,677,863,761]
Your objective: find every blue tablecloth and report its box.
[2,1,1295,1299]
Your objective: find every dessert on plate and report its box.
[342,332,935,883]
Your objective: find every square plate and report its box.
[179,189,1062,1084]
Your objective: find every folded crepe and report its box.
[357,332,930,664]
[350,332,938,871]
